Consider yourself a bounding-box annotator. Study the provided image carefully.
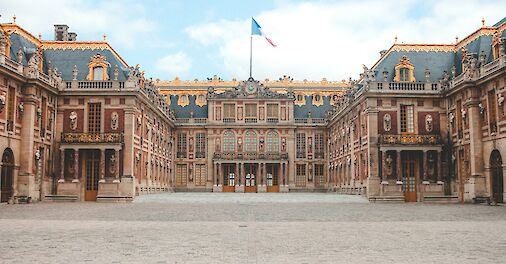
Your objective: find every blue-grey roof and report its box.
[493,16,506,27]
[8,33,38,65]
[169,95,208,118]
[43,49,129,81]
[294,95,332,119]
[373,50,455,82]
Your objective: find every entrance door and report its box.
[245,164,257,193]
[85,150,99,201]
[402,153,417,202]
[491,150,503,203]
[266,164,279,192]
[1,149,14,203]
[222,164,235,192]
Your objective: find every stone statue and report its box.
[111,111,119,130]
[215,138,221,152]
[17,48,23,63]
[25,53,39,78]
[72,65,78,80]
[109,154,116,174]
[428,153,435,179]
[114,65,119,81]
[383,114,391,132]
[69,111,78,130]
[425,114,433,132]
[385,154,393,177]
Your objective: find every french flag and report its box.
[251,18,277,47]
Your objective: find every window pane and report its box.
[93,67,104,81]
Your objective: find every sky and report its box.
[1,0,506,82]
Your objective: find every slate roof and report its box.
[43,48,129,81]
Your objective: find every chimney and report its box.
[54,24,77,41]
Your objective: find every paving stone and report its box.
[0,193,505,263]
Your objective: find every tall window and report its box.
[223,130,235,152]
[245,104,257,123]
[245,130,257,152]
[488,90,498,133]
[176,164,187,186]
[399,68,409,82]
[195,133,206,158]
[266,130,279,152]
[296,133,306,158]
[88,103,101,133]
[296,164,306,187]
[267,103,279,122]
[400,105,414,133]
[314,133,324,159]
[93,67,104,81]
[223,104,235,122]
[40,97,47,136]
[194,164,206,186]
[6,87,15,132]
[314,164,324,187]
[177,133,187,158]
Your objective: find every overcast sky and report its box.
[1,0,506,81]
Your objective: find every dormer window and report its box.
[394,56,415,82]
[492,30,503,60]
[86,53,109,81]
[399,68,409,82]
[93,67,104,80]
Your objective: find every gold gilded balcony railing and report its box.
[61,133,123,144]
[213,152,288,160]
[380,134,441,145]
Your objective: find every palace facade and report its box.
[0,16,505,203]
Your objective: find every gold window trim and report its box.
[195,91,207,107]
[177,94,189,107]
[312,93,323,107]
[394,55,416,82]
[492,29,503,60]
[86,53,109,80]
[295,93,306,106]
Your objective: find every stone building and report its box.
[0,20,174,202]
[0,16,505,202]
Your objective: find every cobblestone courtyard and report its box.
[1,193,506,263]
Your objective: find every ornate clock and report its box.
[246,83,256,94]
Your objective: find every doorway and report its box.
[402,151,418,202]
[266,163,278,192]
[85,150,99,201]
[222,164,235,192]
[244,164,257,193]
[1,148,14,203]
[491,150,503,203]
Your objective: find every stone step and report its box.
[44,195,78,202]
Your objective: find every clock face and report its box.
[246,83,256,93]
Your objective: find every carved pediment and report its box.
[208,77,294,100]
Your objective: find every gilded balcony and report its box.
[213,152,288,160]
[379,134,441,145]
[61,133,123,144]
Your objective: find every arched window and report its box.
[223,130,235,152]
[245,130,257,152]
[266,130,279,152]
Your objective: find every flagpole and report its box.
[249,35,253,78]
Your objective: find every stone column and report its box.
[19,86,37,179]
[99,149,105,183]
[466,96,486,199]
[423,150,428,181]
[217,163,221,185]
[72,149,79,182]
[59,149,65,183]
[396,150,402,182]
[437,150,442,182]
[241,163,245,185]
[123,108,136,179]
[114,149,120,183]
[381,151,386,181]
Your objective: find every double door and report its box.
[85,151,100,201]
[266,164,279,192]
[245,164,257,193]
[222,164,235,192]
[402,154,417,202]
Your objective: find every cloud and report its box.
[185,0,506,81]
[0,0,171,50]
[156,52,192,77]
